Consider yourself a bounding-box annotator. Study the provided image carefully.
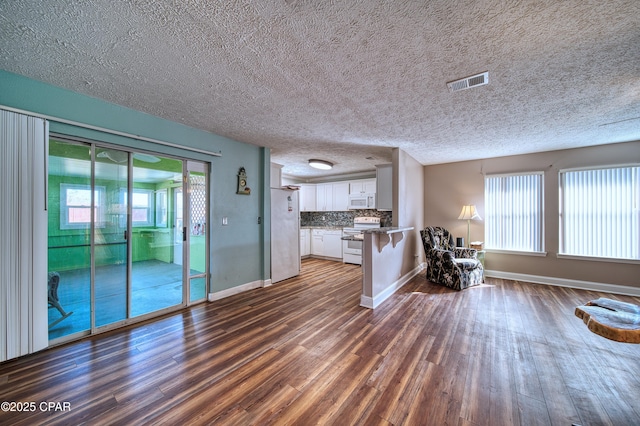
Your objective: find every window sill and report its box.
[557,254,640,265]
[485,249,547,257]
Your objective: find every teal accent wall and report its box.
[0,70,270,292]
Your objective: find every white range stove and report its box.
[342,217,381,265]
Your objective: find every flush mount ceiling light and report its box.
[308,159,333,170]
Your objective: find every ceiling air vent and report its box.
[447,72,489,92]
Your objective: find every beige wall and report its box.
[393,148,425,276]
[423,141,640,289]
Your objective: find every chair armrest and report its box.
[430,248,457,265]
[454,247,477,259]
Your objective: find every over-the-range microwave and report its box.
[348,193,376,209]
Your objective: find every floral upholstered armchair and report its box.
[420,226,484,290]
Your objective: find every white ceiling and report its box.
[1,0,639,179]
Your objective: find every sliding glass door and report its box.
[187,164,208,302]
[94,147,129,328]
[47,138,209,342]
[48,140,93,336]
[130,154,185,317]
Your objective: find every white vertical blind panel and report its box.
[0,109,48,362]
[485,173,543,252]
[561,167,639,259]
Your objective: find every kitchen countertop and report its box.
[362,226,414,234]
[300,226,345,230]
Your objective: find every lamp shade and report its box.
[458,205,482,221]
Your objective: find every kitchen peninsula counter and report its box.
[300,226,344,230]
[361,226,416,309]
[362,226,414,234]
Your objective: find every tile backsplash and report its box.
[300,210,393,227]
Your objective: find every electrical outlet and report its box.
[222,217,228,225]
[257,216,262,224]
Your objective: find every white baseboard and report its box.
[359,295,374,309]
[360,264,425,309]
[205,265,639,307]
[485,269,640,297]
[208,279,267,302]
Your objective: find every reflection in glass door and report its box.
[47,139,93,338]
[94,148,129,328]
[174,187,184,267]
[130,154,184,317]
[48,139,209,342]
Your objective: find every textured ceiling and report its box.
[1,0,639,179]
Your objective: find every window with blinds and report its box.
[560,165,640,260]
[484,172,544,252]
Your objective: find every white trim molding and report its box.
[360,264,425,309]
[208,279,267,302]
[485,270,640,297]
[556,253,640,265]
[0,104,222,158]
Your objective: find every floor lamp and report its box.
[458,205,481,247]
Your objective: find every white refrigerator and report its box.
[270,188,301,283]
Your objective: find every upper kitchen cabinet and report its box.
[315,182,350,211]
[301,179,374,212]
[299,184,317,211]
[376,164,392,211]
[332,182,350,211]
[316,183,334,211]
[270,162,283,188]
[349,179,377,195]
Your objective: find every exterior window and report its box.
[155,189,168,228]
[121,189,155,227]
[485,172,544,252]
[560,165,640,260]
[60,184,106,229]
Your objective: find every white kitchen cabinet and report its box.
[316,183,334,211]
[270,162,283,188]
[349,179,377,195]
[323,230,343,259]
[299,184,316,211]
[376,164,392,211]
[300,229,311,257]
[306,179,375,212]
[311,229,324,255]
[332,182,350,211]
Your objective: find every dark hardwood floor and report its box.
[2,258,640,425]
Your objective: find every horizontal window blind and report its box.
[485,173,544,252]
[560,166,640,260]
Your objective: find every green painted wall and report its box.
[47,173,179,271]
[0,70,270,292]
